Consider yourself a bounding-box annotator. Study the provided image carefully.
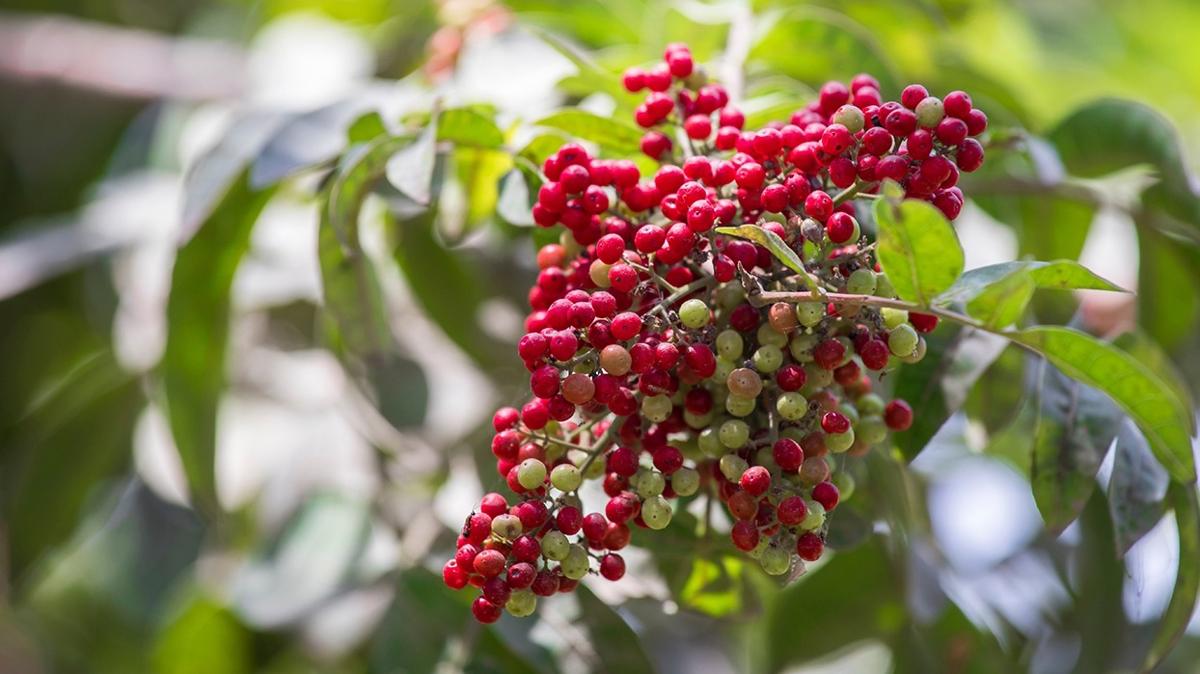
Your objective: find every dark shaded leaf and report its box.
[1135,225,1200,350]
[1013,327,1195,482]
[164,171,274,513]
[576,585,655,674]
[1107,421,1169,556]
[1141,484,1200,672]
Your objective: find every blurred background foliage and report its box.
[1,0,1199,672]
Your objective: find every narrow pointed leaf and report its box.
[714,225,821,292]
[967,270,1035,329]
[937,259,1125,307]
[1108,421,1169,556]
[386,118,438,205]
[534,109,643,156]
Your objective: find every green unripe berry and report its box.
[635,470,666,498]
[583,453,606,479]
[802,365,834,392]
[801,501,826,530]
[761,546,791,576]
[541,530,570,560]
[641,394,673,423]
[716,330,744,360]
[835,337,855,367]
[756,323,788,349]
[551,464,582,492]
[492,513,523,539]
[753,344,784,373]
[715,283,744,310]
[641,495,673,530]
[846,268,877,295]
[888,323,919,357]
[915,96,945,128]
[517,459,547,491]
[719,419,750,448]
[826,426,856,453]
[789,333,818,362]
[748,536,769,560]
[795,302,824,328]
[679,299,711,328]
[755,446,778,472]
[672,467,700,496]
[781,426,806,443]
[875,273,896,299]
[713,357,737,384]
[857,393,885,416]
[589,259,612,288]
[699,427,724,457]
[832,471,856,501]
[719,453,749,482]
[726,393,757,417]
[684,408,714,430]
[561,544,590,580]
[507,589,537,617]
[881,307,909,329]
[832,105,865,133]
[777,391,809,421]
[857,415,888,445]
[899,337,928,363]
[841,403,860,426]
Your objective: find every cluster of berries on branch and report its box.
[443,42,987,623]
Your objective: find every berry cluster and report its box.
[443,44,985,623]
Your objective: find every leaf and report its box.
[153,594,251,674]
[936,259,1126,307]
[963,344,1027,435]
[533,110,644,156]
[1013,326,1196,482]
[497,169,538,226]
[890,325,1009,461]
[367,356,429,429]
[386,117,439,205]
[347,111,388,144]
[437,107,505,149]
[164,171,274,513]
[1107,421,1170,556]
[232,495,371,628]
[251,99,380,189]
[1141,483,1200,672]
[714,225,821,291]
[1028,360,1123,532]
[766,540,903,669]
[575,586,655,674]
[1136,224,1200,350]
[518,132,571,166]
[371,569,470,673]
[966,270,1035,330]
[873,194,964,305]
[454,146,515,233]
[1113,330,1194,431]
[1050,99,1200,227]
[751,7,900,94]
[678,556,746,617]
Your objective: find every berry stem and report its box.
[832,180,876,206]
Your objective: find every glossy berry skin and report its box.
[600,553,626,581]
[796,533,824,562]
[885,399,914,431]
[740,466,771,496]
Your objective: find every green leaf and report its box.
[371,569,469,673]
[890,326,1009,461]
[164,171,273,513]
[533,109,644,156]
[1107,421,1169,556]
[453,146,514,233]
[963,345,1027,435]
[1028,360,1123,532]
[678,556,746,616]
[873,195,964,305]
[966,270,1035,329]
[518,133,571,166]
[575,586,655,674]
[437,107,506,149]
[1113,330,1195,431]
[766,540,903,669]
[153,594,251,674]
[751,7,900,94]
[1013,326,1196,482]
[1050,99,1200,227]
[347,111,388,144]
[1141,483,1200,672]
[713,225,821,292]
[1136,224,1200,350]
[937,259,1125,307]
[386,117,438,205]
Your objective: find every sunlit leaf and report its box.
[534,109,643,156]
[1013,326,1196,482]
[164,171,274,513]
[873,194,964,305]
[937,259,1125,308]
[751,7,900,93]
[438,107,506,149]
[714,224,821,291]
[1112,330,1194,429]
[966,270,1035,330]
[153,594,251,674]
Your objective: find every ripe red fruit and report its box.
[473,549,507,578]
[813,338,846,369]
[472,596,503,623]
[900,84,929,110]
[773,438,805,472]
[804,191,834,221]
[508,562,536,589]
[812,481,840,511]
[885,399,914,430]
[532,571,559,596]
[600,553,626,581]
[740,466,771,496]
[731,520,760,551]
[909,312,940,333]
[820,411,850,434]
[480,493,508,518]
[777,496,808,526]
[826,212,857,244]
[443,560,468,589]
[796,533,824,562]
[859,338,890,371]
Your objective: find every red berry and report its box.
[773,438,805,472]
[731,520,760,551]
[740,466,771,496]
[443,560,468,589]
[900,84,929,110]
[821,411,850,434]
[472,596,503,623]
[943,90,972,119]
[884,399,913,430]
[909,312,939,333]
[777,496,808,526]
[813,338,846,369]
[825,212,857,244]
[776,363,807,391]
[812,481,840,511]
[684,114,712,140]
[473,549,507,578]
[796,532,824,562]
[600,553,626,580]
[859,338,889,371]
[804,191,834,221]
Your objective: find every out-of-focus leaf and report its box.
[454,146,514,232]
[371,569,469,674]
[966,270,1035,330]
[232,495,371,628]
[1112,330,1194,424]
[347,111,388,144]
[874,194,964,305]
[386,117,438,205]
[741,91,812,129]
[1073,492,1128,673]
[751,7,900,93]
[679,556,745,617]
[518,133,571,166]
[153,594,251,674]
[963,345,1026,435]
[1108,421,1169,556]
[392,211,507,369]
[936,259,1124,308]
[890,325,1008,461]
[164,171,273,513]
[576,586,655,674]
[533,110,643,156]
[438,108,505,149]
[252,100,383,188]
[890,601,1012,674]
[4,351,141,576]
[1142,484,1200,672]
[524,25,637,99]
[1013,326,1196,483]
[1050,99,1200,227]
[714,225,821,291]
[1136,225,1200,350]
[1028,360,1122,532]
[766,540,903,669]
[497,169,538,226]
[367,357,429,429]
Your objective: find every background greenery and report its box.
[2,0,1199,672]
